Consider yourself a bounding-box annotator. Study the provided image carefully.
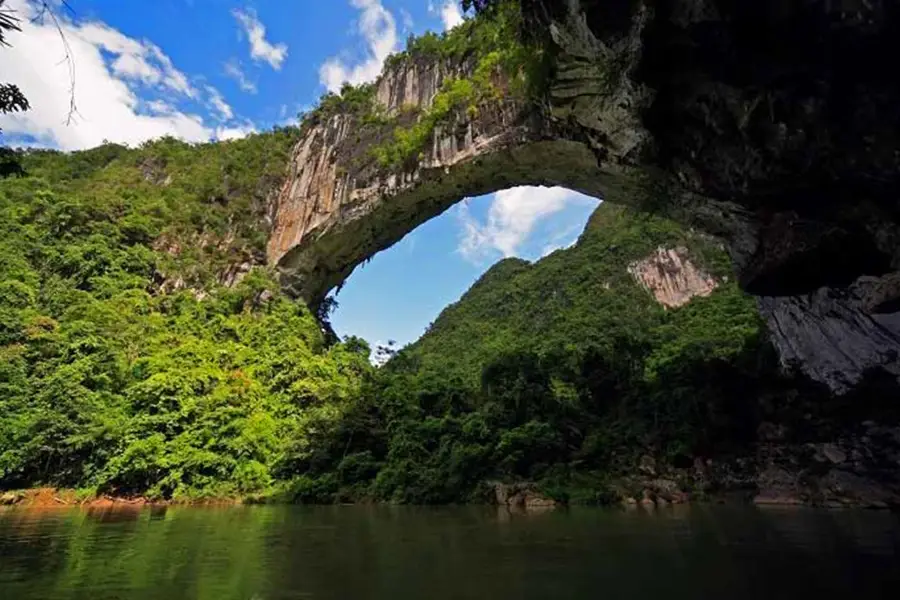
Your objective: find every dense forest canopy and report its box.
[0,134,375,500]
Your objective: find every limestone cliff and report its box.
[266,0,900,393]
[627,247,718,308]
[267,55,611,302]
[759,274,900,393]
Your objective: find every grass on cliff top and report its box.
[300,1,549,169]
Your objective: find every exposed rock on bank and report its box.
[611,421,900,510]
[491,482,558,511]
[0,489,247,508]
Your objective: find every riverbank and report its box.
[0,488,247,509]
[4,475,899,511]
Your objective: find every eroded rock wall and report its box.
[760,275,900,393]
[627,247,718,308]
[267,51,646,304]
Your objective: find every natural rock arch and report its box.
[267,0,900,393]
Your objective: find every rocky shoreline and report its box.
[0,488,243,509]
[5,421,898,512]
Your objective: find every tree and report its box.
[0,0,30,129]
[0,0,78,136]
[0,0,22,44]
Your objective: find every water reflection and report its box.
[0,505,897,600]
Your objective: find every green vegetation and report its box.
[295,1,546,170]
[0,0,829,502]
[300,82,393,131]
[0,131,373,501]
[374,1,546,167]
[370,77,479,168]
[277,204,804,505]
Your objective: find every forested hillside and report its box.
[288,204,831,505]
[0,132,373,501]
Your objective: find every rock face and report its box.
[267,58,617,302]
[627,247,718,308]
[753,421,900,508]
[267,0,900,393]
[759,276,900,393]
[491,482,557,511]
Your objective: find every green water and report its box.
[1,505,898,599]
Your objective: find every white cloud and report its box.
[539,223,584,257]
[77,22,198,98]
[205,85,233,120]
[223,59,258,94]
[399,8,414,31]
[232,8,288,70]
[145,99,176,115]
[319,0,399,93]
[0,0,239,150]
[428,1,464,30]
[457,187,589,262]
[439,1,464,30]
[214,123,256,141]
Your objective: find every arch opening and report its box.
[327,186,601,353]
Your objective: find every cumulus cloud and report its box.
[0,0,240,150]
[428,1,464,30]
[77,23,197,98]
[232,8,288,70]
[439,1,464,30]
[319,0,399,93]
[223,59,258,94]
[214,123,256,141]
[457,187,590,262]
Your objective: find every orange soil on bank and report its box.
[1,488,246,508]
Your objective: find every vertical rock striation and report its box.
[760,275,900,393]
[627,247,718,309]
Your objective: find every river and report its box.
[1,505,898,599]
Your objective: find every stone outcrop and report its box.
[606,420,900,509]
[491,482,557,511]
[627,247,718,308]
[267,0,900,393]
[753,420,900,508]
[759,275,900,393]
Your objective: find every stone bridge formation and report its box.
[265,0,900,394]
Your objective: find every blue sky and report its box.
[0,0,600,350]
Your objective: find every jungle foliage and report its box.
[0,129,821,504]
[0,1,823,504]
[0,131,374,501]
[280,204,808,505]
